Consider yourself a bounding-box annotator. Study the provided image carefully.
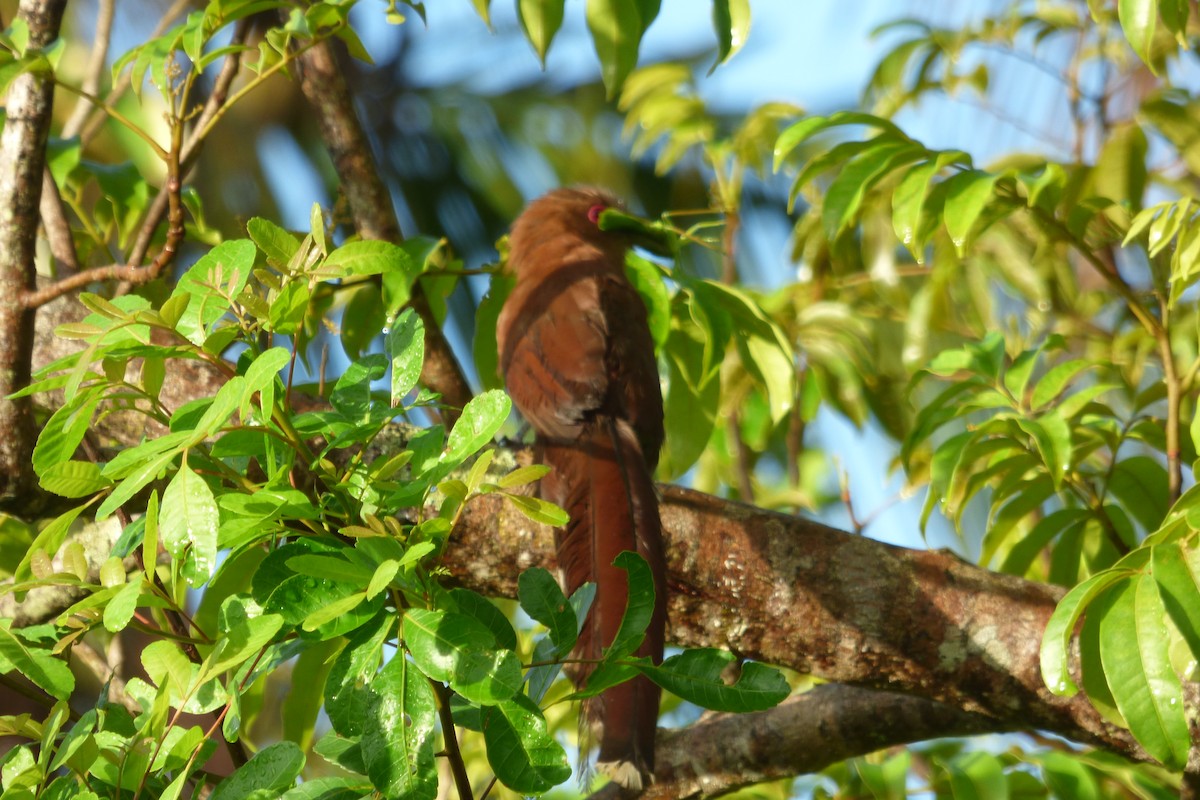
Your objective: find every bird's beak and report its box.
[598,208,678,259]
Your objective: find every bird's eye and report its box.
[587,204,606,225]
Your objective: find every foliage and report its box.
[4,0,1200,798]
[0,2,786,798]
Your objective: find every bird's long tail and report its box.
[542,416,666,791]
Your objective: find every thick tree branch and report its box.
[0,0,67,507]
[592,685,1005,800]
[291,37,473,423]
[446,484,1148,767]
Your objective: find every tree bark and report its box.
[0,0,67,508]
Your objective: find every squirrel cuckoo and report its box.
[497,188,667,790]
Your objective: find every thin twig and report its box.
[431,679,474,800]
[1158,295,1182,502]
[62,0,115,138]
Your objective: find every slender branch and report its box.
[62,0,115,138]
[1158,296,1182,501]
[431,679,474,800]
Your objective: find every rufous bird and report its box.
[497,187,668,791]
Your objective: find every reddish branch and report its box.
[292,37,473,423]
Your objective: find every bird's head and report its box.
[507,187,675,276]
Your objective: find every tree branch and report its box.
[291,37,474,424]
[590,685,1004,799]
[446,484,1148,767]
[0,0,67,507]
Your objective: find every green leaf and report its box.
[773,111,903,172]
[518,567,577,656]
[1017,412,1072,489]
[623,253,670,349]
[160,462,219,586]
[0,626,74,700]
[210,741,305,800]
[439,390,511,471]
[1152,540,1200,663]
[37,460,111,498]
[103,578,143,633]
[823,141,924,239]
[481,694,571,793]
[518,0,564,65]
[324,613,393,736]
[449,588,519,651]
[301,591,368,632]
[691,281,794,423]
[32,389,104,479]
[170,239,256,345]
[95,448,178,520]
[1040,569,1132,696]
[402,608,522,704]
[1108,455,1169,533]
[606,551,656,660]
[246,217,299,267]
[287,554,375,584]
[587,0,644,98]
[496,464,551,489]
[1039,751,1101,800]
[710,0,750,73]
[471,0,492,27]
[324,240,415,278]
[1030,359,1094,410]
[942,169,1000,255]
[387,308,424,404]
[267,281,311,335]
[242,346,291,418]
[361,654,437,800]
[1098,574,1188,769]
[1118,0,1157,70]
[640,649,789,711]
[207,607,284,677]
[473,273,513,391]
[502,493,569,526]
[942,751,1006,800]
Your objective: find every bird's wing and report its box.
[501,266,609,441]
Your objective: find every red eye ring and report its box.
[587,204,606,224]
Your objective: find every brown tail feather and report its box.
[542,416,665,789]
